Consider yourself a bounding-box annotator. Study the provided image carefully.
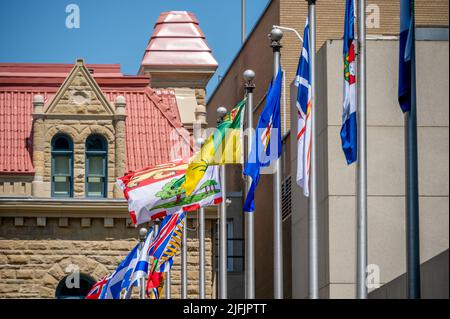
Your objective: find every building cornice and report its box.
[0,197,219,219]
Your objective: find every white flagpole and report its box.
[138,227,148,299]
[199,206,205,299]
[216,106,229,299]
[356,0,368,299]
[182,214,188,299]
[196,137,206,299]
[269,26,284,299]
[243,69,256,299]
[307,0,319,300]
[165,269,171,299]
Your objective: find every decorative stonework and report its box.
[31,60,125,199]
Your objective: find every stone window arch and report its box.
[85,134,108,197]
[51,134,74,197]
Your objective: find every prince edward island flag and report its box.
[118,159,222,226]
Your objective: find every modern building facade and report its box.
[207,0,449,298]
[0,11,221,299]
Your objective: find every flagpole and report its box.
[269,26,284,299]
[243,69,256,299]
[165,269,171,299]
[405,3,421,299]
[138,227,148,299]
[182,214,188,299]
[199,206,205,299]
[217,107,229,299]
[195,137,206,299]
[307,0,319,300]
[241,0,246,43]
[356,0,368,299]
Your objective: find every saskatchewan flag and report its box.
[183,99,246,196]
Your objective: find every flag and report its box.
[398,0,414,113]
[243,69,283,212]
[183,99,246,196]
[150,211,185,272]
[100,244,139,299]
[341,0,357,164]
[145,212,185,298]
[122,227,155,298]
[295,17,312,196]
[85,275,109,299]
[146,271,165,299]
[118,159,222,226]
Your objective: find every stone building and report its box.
[207,0,448,298]
[0,11,219,299]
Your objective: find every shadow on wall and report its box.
[369,250,449,299]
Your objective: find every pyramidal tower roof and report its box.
[139,11,218,87]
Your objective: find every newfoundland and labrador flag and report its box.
[295,17,312,196]
[340,0,357,164]
[118,160,222,226]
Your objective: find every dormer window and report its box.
[85,135,107,198]
[51,134,74,197]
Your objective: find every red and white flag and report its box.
[118,159,222,226]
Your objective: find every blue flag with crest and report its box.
[243,69,282,213]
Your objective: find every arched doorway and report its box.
[55,274,96,299]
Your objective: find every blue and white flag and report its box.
[341,0,357,164]
[295,17,312,196]
[122,227,154,298]
[398,0,414,113]
[243,69,282,212]
[100,244,139,299]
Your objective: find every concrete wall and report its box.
[206,0,448,299]
[291,39,449,298]
[369,250,449,299]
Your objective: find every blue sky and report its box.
[0,0,270,99]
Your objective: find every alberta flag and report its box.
[295,17,312,196]
[398,0,414,113]
[340,0,357,164]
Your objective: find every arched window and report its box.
[55,274,95,299]
[51,134,73,197]
[85,135,107,197]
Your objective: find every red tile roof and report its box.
[141,11,218,69]
[0,63,191,175]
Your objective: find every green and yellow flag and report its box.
[183,99,246,196]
